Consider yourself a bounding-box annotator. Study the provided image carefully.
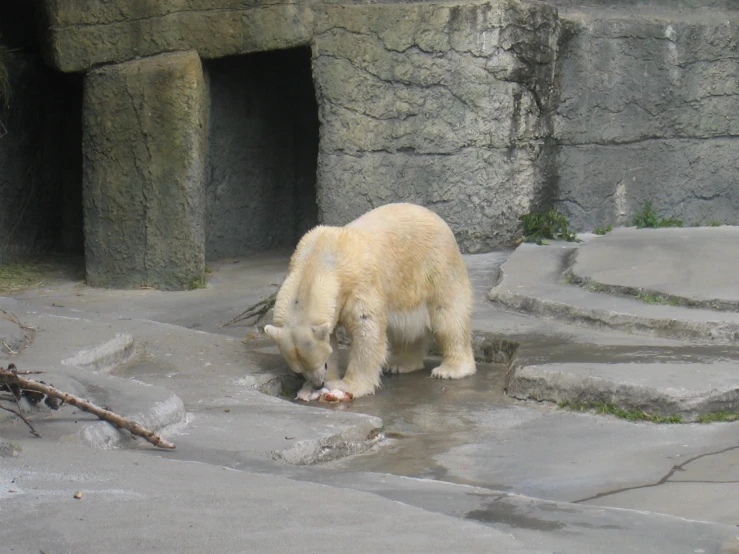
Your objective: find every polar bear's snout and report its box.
[303,362,328,388]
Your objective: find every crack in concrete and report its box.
[574,444,739,504]
[556,134,739,148]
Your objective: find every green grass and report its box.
[709,220,722,227]
[634,291,682,306]
[593,224,613,235]
[558,400,682,423]
[188,275,207,290]
[698,411,739,423]
[0,262,52,295]
[0,259,85,295]
[519,209,578,245]
[632,202,683,228]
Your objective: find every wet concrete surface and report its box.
[5,245,739,552]
[305,357,513,482]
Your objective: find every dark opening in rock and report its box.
[204,47,319,260]
[0,0,84,263]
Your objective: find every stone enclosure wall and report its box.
[0,0,736,287]
[553,6,739,230]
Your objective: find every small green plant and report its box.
[188,276,207,290]
[634,290,682,306]
[519,209,578,245]
[698,411,739,423]
[558,400,682,423]
[709,220,721,227]
[593,224,613,235]
[632,202,683,228]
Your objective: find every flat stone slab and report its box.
[489,241,739,344]
[508,343,739,421]
[0,440,545,554]
[572,227,739,310]
[0,298,382,463]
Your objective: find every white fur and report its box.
[265,203,477,398]
[387,305,431,343]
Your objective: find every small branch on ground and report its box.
[0,404,40,437]
[2,341,17,355]
[0,364,175,449]
[220,286,280,328]
[1,308,36,332]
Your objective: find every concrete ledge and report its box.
[507,360,739,422]
[61,333,135,373]
[489,242,739,344]
[569,228,739,312]
[273,415,384,465]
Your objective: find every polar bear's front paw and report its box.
[324,379,376,399]
[431,362,476,380]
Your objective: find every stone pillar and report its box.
[82,51,207,290]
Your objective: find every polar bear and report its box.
[264,203,476,400]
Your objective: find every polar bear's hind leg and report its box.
[429,300,476,380]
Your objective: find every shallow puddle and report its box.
[303,359,514,482]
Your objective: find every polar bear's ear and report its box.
[264,325,281,341]
[311,322,331,341]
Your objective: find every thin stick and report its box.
[0,405,40,437]
[0,308,35,332]
[2,341,17,355]
[220,292,277,328]
[0,365,175,449]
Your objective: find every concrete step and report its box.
[570,227,739,313]
[488,240,739,344]
[508,342,739,421]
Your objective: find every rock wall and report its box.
[204,48,318,259]
[0,0,730,288]
[313,1,561,251]
[553,10,739,229]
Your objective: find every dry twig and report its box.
[0,364,175,449]
[0,404,40,437]
[0,308,36,332]
[220,289,279,328]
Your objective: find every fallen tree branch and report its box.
[0,364,175,449]
[220,289,278,328]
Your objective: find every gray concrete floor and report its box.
[3,234,739,553]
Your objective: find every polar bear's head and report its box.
[264,322,333,387]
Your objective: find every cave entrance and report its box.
[0,0,84,273]
[203,47,319,260]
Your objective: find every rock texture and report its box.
[82,51,207,290]
[13,0,737,283]
[553,10,739,230]
[313,1,561,251]
[42,0,313,73]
